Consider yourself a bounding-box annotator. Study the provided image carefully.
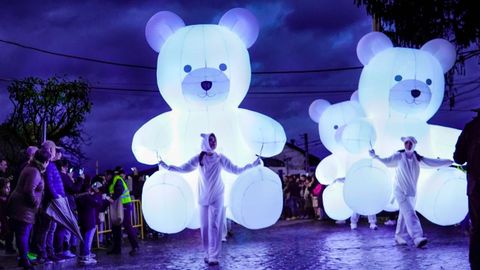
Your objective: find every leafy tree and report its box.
[355,0,478,53]
[355,0,480,108]
[0,76,92,166]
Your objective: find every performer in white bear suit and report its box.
[159,133,261,265]
[369,136,452,248]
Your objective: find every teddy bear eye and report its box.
[426,79,432,85]
[219,63,227,71]
[334,125,338,130]
[394,75,402,81]
[183,65,192,73]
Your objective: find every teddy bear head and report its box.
[309,98,369,154]
[145,8,259,111]
[356,32,456,121]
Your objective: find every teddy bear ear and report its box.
[219,8,259,48]
[350,90,359,102]
[145,11,185,52]
[421,39,456,73]
[356,32,393,65]
[309,99,331,123]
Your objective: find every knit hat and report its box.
[41,140,63,152]
[26,146,38,157]
[114,166,125,175]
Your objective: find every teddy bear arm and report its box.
[237,109,286,157]
[132,112,176,165]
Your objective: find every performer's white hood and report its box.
[201,133,214,153]
[401,136,417,154]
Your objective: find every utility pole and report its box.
[42,120,47,143]
[303,133,309,174]
[373,15,380,31]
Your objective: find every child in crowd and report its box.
[76,177,106,265]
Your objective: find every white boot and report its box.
[414,237,428,248]
[350,223,358,230]
[369,223,378,230]
[395,235,407,245]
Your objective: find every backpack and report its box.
[312,184,323,196]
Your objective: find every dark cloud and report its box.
[283,0,368,35]
[0,0,478,175]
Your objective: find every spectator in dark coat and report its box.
[0,158,11,182]
[454,108,480,270]
[18,147,39,173]
[285,176,301,220]
[7,149,51,270]
[131,167,144,200]
[0,157,15,255]
[0,178,11,250]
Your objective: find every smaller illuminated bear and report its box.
[309,97,375,185]
[309,97,385,219]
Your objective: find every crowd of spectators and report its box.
[281,174,326,221]
[0,142,149,269]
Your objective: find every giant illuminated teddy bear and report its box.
[310,32,468,225]
[351,32,468,225]
[132,8,286,233]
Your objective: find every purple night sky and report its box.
[0,1,478,174]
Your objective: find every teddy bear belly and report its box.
[167,110,258,165]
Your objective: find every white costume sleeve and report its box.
[160,156,199,173]
[374,152,401,167]
[420,157,453,168]
[220,155,257,175]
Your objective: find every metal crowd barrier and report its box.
[95,199,144,249]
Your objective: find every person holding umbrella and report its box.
[36,141,82,263]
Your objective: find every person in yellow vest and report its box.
[107,166,139,256]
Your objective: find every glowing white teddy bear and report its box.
[132,8,286,233]
[309,97,375,185]
[354,32,468,225]
[309,97,386,220]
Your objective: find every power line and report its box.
[3,76,479,100]
[0,38,362,74]
[0,38,156,71]
[90,86,354,95]
[253,66,361,74]
[0,79,356,96]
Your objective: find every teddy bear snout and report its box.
[411,89,421,98]
[201,81,213,91]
